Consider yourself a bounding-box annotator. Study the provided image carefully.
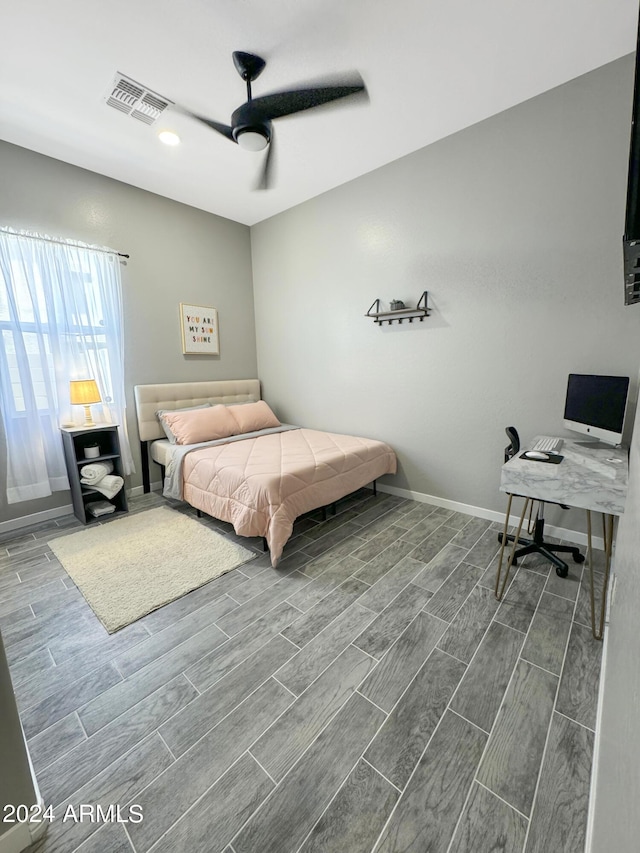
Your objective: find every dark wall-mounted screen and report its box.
[623,11,640,305]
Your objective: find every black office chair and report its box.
[498,426,584,579]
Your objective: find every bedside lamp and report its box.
[70,379,101,427]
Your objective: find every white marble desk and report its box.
[500,438,628,516]
[496,437,629,640]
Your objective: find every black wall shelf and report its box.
[366,291,430,325]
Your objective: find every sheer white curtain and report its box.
[0,228,134,504]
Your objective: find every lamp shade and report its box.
[70,379,101,406]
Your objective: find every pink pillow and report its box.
[161,405,238,445]
[227,400,281,434]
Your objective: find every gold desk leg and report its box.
[587,510,615,641]
[495,495,531,601]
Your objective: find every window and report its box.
[0,229,133,504]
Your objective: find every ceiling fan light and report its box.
[236,129,269,151]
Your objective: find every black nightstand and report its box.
[60,425,128,524]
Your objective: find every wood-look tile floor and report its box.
[0,490,603,853]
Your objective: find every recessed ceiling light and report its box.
[158,130,180,146]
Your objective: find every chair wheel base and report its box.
[556,565,569,578]
[574,553,585,564]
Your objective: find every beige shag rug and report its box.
[48,506,256,632]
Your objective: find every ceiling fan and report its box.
[183,51,367,190]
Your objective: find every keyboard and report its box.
[531,436,564,453]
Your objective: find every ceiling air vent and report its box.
[105,73,172,125]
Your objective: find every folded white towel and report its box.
[80,461,113,484]
[85,500,116,517]
[89,474,124,500]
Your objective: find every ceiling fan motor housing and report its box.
[185,49,366,185]
[231,103,271,150]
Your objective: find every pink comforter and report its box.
[181,428,397,566]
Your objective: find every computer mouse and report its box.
[525,451,549,460]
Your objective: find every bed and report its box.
[133,379,397,566]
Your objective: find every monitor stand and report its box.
[574,440,627,457]
[574,439,617,449]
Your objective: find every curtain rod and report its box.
[0,227,130,259]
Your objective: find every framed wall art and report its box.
[180,303,219,355]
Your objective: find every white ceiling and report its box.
[0,0,637,226]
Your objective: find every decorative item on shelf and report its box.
[366,291,430,325]
[84,443,100,459]
[70,379,101,426]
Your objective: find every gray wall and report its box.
[3,55,640,536]
[0,630,37,839]
[589,368,640,850]
[251,56,640,532]
[0,141,257,524]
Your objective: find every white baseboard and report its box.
[375,482,605,550]
[129,481,162,497]
[0,503,73,536]
[28,809,47,845]
[0,794,47,853]
[0,482,157,536]
[0,480,160,535]
[0,821,34,853]
[1,481,604,551]
[585,617,610,853]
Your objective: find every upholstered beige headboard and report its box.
[134,378,261,442]
[133,379,262,492]
[134,378,261,492]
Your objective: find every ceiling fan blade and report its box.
[255,129,275,191]
[183,110,235,142]
[250,74,366,121]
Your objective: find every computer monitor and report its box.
[563,374,630,446]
